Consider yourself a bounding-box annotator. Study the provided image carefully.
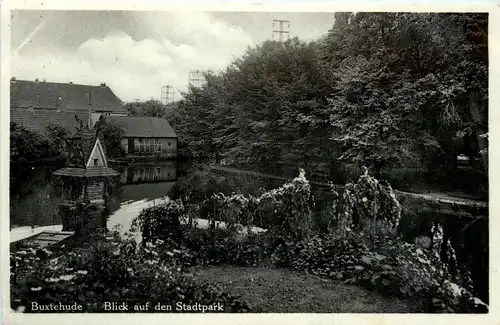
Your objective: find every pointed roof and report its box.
[71,128,107,168]
[10,79,126,114]
[53,127,120,178]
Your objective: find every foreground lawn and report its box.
[192,266,418,313]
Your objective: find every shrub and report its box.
[179,226,268,267]
[95,120,126,158]
[131,200,188,245]
[10,232,251,313]
[213,192,253,233]
[285,232,486,312]
[256,169,314,241]
[335,167,402,238]
[128,169,487,313]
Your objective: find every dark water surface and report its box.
[9,161,179,228]
[9,161,488,302]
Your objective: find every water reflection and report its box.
[10,165,63,229]
[9,161,179,230]
[111,161,177,203]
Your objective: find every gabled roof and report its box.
[54,129,120,178]
[68,129,107,168]
[101,115,177,138]
[10,79,126,113]
[10,108,89,134]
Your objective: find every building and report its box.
[10,78,128,134]
[98,115,178,158]
[53,128,120,204]
[10,108,89,136]
[10,78,127,114]
[10,78,179,161]
[52,128,120,232]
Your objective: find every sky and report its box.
[10,10,335,102]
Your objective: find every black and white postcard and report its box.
[1,1,497,325]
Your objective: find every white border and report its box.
[1,2,498,325]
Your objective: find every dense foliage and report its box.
[11,231,251,313]
[131,200,188,244]
[127,170,487,313]
[161,13,488,178]
[96,120,125,158]
[11,169,487,313]
[124,99,167,118]
[10,122,70,164]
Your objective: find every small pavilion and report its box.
[53,125,120,232]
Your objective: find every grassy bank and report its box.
[192,266,417,313]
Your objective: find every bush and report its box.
[334,167,402,238]
[131,200,188,245]
[10,232,251,313]
[95,120,125,158]
[127,169,487,313]
[179,227,268,267]
[256,169,314,241]
[285,232,486,312]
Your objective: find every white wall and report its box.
[86,139,107,167]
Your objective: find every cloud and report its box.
[11,11,255,102]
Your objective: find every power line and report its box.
[272,19,290,42]
[188,70,207,88]
[161,85,175,105]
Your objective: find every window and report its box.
[94,158,98,166]
[154,167,161,181]
[136,138,162,153]
[155,139,162,152]
[135,167,161,182]
[136,139,144,152]
[168,142,171,146]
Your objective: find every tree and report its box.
[170,13,487,179]
[96,121,125,158]
[11,123,41,164]
[175,38,335,168]
[45,123,70,157]
[125,100,166,118]
[321,13,487,174]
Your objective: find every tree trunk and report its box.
[469,94,488,173]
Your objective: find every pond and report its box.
[9,161,180,230]
[9,160,488,303]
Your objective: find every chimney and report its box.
[10,77,16,83]
[35,78,39,82]
[69,81,73,84]
[100,82,106,87]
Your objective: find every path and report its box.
[107,198,266,243]
[10,225,63,243]
[192,266,418,313]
